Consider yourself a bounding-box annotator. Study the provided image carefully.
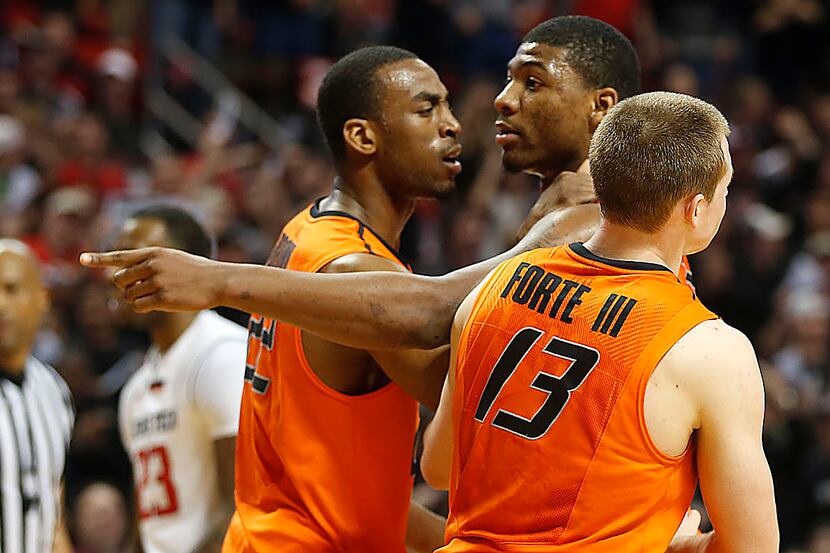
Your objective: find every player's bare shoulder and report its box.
[645,318,763,457]
[670,319,760,389]
[654,319,762,423]
[320,252,407,274]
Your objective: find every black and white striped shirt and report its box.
[0,357,74,553]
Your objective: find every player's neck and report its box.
[322,177,415,247]
[151,312,200,353]
[538,157,585,190]
[582,220,684,275]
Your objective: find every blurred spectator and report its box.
[794,402,830,545]
[94,47,141,162]
[0,115,41,217]
[780,231,830,299]
[24,186,96,291]
[53,112,127,196]
[0,66,22,114]
[753,0,827,99]
[770,292,830,409]
[69,482,134,553]
[810,522,830,553]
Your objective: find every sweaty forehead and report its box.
[377,59,446,100]
[508,42,570,79]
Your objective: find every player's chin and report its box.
[428,177,457,199]
[501,150,529,174]
[417,171,456,198]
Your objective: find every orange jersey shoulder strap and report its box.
[267,200,408,272]
[679,255,696,294]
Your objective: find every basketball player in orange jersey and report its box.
[86,45,596,553]
[420,92,778,552]
[221,46,465,553]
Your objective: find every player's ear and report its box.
[343,119,378,157]
[589,88,619,131]
[686,193,707,228]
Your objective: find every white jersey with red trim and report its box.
[119,311,247,553]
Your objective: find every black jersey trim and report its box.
[568,242,673,273]
[309,199,409,266]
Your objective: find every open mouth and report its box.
[442,146,463,174]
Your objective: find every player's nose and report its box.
[442,110,461,138]
[495,83,518,116]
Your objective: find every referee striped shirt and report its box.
[0,357,74,553]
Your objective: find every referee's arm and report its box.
[52,485,72,553]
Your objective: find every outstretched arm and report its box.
[81,204,599,351]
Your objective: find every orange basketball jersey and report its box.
[679,255,696,294]
[441,243,717,552]
[223,201,419,553]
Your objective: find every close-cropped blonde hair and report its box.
[589,91,730,232]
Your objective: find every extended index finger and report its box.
[79,249,154,269]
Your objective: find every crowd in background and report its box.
[2,0,830,551]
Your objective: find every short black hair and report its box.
[316,46,418,163]
[523,16,640,100]
[130,205,215,259]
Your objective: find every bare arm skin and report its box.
[421,279,484,489]
[300,252,449,408]
[405,501,446,553]
[662,320,779,553]
[81,204,599,351]
[191,437,236,553]
[53,485,73,553]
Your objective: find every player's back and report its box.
[442,243,717,552]
[225,201,419,553]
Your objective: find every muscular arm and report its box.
[667,321,778,553]
[82,204,599,351]
[191,437,236,553]
[302,253,450,408]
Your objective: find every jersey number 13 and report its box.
[474,328,600,440]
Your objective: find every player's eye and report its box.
[526,77,542,90]
[418,105,434,116]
